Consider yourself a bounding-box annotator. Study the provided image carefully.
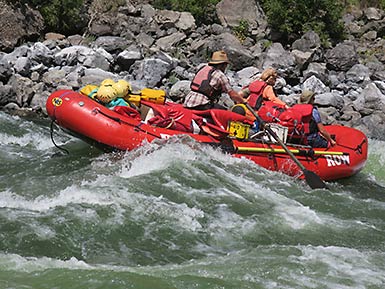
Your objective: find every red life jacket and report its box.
[257,102,314,143]
[190,65,221,102]
[246,80,268,108]
[258,101,286,123]
[284,104,314,134]
[279,104,314,143]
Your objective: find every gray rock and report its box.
[318,106,339,125]
[169,80,191,102]
[262,42,296,77]
[292,30,321,52]
[303,62,328,83]
[80,68,118,86]
[176,12,196,31]
[204,32,255,71]
[216,0,267,30]
[130,58,173,87]
[236,66,260,87]
[364,7,383,21]
[136,32,155,48]
[2,45,30,66]
[0,2,44,52]
[92,36,131,53]
[346,64,371,84]
[29,42,54,66]
[361,112,385,140]
[117,49,143,71]
[325,42,359,71]
[83,48,113,71]
[302,75,329,94]
[8,75,35,107]
[14,57,31,77]
[291,49,312,69]
[314,92,344,109]
[353,82,385,113]
[0,84,16,106]
[0,57,13,83]
[155,32,186,51]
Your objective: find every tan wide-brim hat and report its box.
[299,90,316,104]
[208,50,230,65]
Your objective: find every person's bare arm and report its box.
[228,89,245,104]
[317,123,336,146]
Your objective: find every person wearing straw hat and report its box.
[184,50,244,110]
[299,90,336,148]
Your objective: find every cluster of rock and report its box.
[0,0,384,139]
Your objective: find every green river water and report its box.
[1,111,385,289]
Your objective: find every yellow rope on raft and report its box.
[236,147,346,155]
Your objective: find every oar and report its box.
[244,102,327,189]
[237,147,347,156]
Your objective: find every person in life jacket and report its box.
[240,67,289,110]
[183,50,244,110]
[299,90,336,148]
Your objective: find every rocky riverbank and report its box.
[0,0,384,139]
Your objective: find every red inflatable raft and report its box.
[46,90,368,184]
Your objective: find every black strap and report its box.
[50,120,69,155]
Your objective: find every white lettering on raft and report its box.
[160,133,171,139]
[325,155,350,167]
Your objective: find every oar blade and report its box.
[303,169,327,189]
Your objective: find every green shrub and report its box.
[6,0,87,35]
[260,0,345,45]
[39,0,86,35]
[233,19,250,43]
[151,0,221,25]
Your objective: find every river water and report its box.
[1,111,385,289]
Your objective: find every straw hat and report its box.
[299,90,316,104]
[208,50,230,65]
[260,68,277,81]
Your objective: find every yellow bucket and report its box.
[227,121,250,139]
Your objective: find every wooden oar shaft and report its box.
[237,147,345,155]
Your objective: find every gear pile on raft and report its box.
[46,78,368,188]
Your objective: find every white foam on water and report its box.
[118,138,245,178]
[364,139,385,186]
[0,131,54,151]
[116,139,328,232]
[116,191,205,232]
[229,173,325,230]
[368,139,385,164]
[0,186,116,212]
[206,203,256,246]
[292,245,385,288]
[118,142,193,177]
[0,253,92,273]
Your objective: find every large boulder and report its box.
[0,2,44,52]
[292,30,321,52]
[129,57,174,87]
[261,42,297,79]
[325,42,359,71]
[216,0,267,31]
[202,32,255,71]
